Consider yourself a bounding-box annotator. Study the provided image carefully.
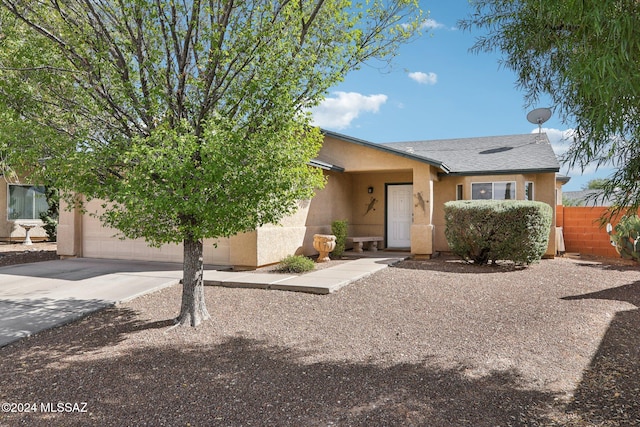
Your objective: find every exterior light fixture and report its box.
[367,186,374,194]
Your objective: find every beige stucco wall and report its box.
[59,198,230,265]
[230,200,313,268]
[303,171,353,253]
[319,136,425,172]
[555,178,564,205]
[349,171,413,240]
[57,197,82,256]
[535,173,558,256]
[433,173,557,257]
[0,176,48,242]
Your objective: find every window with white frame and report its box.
[7,185,49,220]
[471,182,516,200]
[525,181,534,201]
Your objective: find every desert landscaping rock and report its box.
[0,254,638,426]
[0,242,58,267]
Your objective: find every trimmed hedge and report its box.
[444,200,552,265]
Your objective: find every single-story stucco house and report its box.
[57,130,565,268]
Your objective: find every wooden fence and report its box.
[556,206,634,258]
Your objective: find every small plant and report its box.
[276,255,315,273]
[608,214,640,262]
[331,219,348,259]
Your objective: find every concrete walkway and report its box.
[0,255,405,348]
[204,255,405,294]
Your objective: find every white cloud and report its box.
[408,71,437,85]
[311,92,388,130]
[537,127,614,178]
[537,127,575,158]
[421,18,445,30]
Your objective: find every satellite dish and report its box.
[527,107,552,134]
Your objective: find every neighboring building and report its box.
[0,176,49,242]
[563,189,613,207]
[57,131,562,268]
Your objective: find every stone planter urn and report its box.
[313,234,336,263]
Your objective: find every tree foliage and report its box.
[461,0,640,215]
[0,0,421,326]
[583,179,609,191]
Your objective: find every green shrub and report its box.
[39,212,58,242]
[39,187,59,242]
[444,200,552,265]
[276,255,315,273]
[331,219,348,259]
[609,214,640,262]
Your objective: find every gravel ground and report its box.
[0,254,638,426]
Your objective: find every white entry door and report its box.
[387,184,412,248]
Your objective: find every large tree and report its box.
[0,1,421,326]
[461,0,640,215]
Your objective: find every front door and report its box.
[387,184,412,248]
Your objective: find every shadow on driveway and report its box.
[0,297,109,346]
[0,258,186,281]
[0,258,186,347]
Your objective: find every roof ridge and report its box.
[382,132,546,145]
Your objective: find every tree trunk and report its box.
[176,237,210,327]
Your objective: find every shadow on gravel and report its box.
[0,306,143,353]
[1,309,563,427]
[393,257,526,274]
[562,281,640,426]
[572,261,639,273]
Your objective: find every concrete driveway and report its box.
[0,258,185,347]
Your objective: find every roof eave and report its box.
[309,158,345,172]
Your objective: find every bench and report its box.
[347,236,384,253]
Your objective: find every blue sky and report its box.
[311,1,613,191]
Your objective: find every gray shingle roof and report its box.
[383,133,560,175]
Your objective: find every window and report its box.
[525,181,534,201]
[471,182,516,200]
[456,184,463,200]
[472,183,493,200]
[8,185,49,220]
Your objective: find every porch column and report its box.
[410,167,435,257]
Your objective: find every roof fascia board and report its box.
[439,167,560,177]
